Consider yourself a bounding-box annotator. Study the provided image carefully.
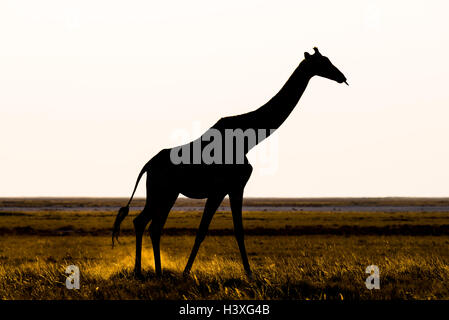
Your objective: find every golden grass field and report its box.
[1,198,449,300]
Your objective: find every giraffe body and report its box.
[112,47,347,277]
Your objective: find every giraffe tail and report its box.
[112,163,148,248]
[112,206,129,248]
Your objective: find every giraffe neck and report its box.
[200,60,314,163]
[251,60,313,131]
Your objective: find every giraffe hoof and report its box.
[133,270,144,280]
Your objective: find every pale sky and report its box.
[1,0,448,197]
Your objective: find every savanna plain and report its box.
[1,198,448,300]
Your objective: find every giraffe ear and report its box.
[313,47,321,56]
[304,52,311,59]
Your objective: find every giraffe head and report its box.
[304,47,348,85]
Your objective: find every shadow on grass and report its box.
[105,268,364,300]
[110,268,180,282]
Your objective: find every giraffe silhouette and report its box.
[112,47,347,278]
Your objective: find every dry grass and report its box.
[1,198,449,300]
[1,208,449,236]
[1,235,449,300]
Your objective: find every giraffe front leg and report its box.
[229,189,253,279]
[183,193,225,275]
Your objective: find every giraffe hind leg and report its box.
[132,169,178,278]
[146,190,179,276]
[133,205,152,277]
